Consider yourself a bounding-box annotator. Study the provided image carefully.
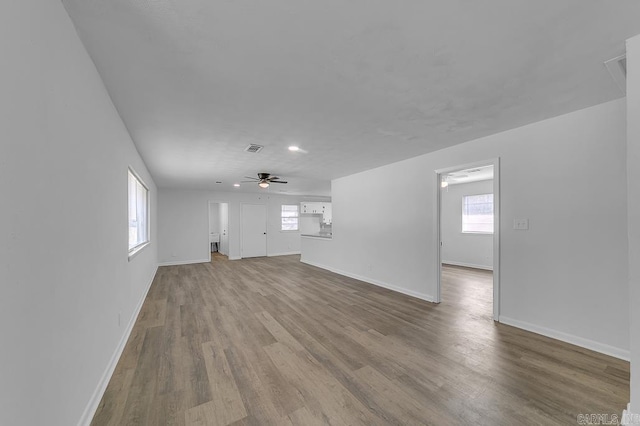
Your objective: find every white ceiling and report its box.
[61,0,640,196]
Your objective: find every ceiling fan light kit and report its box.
[241,173,288,189]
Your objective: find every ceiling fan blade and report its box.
[240,181,256,183]
[243,176,259,180]
[267,176,280,180]
[269,180,288,184]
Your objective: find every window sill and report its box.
[128,242,150,261]
[461,231,493,235]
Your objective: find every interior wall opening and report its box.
[436,160,500,321]
[209,201,229,262]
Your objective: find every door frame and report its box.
[240,202,268,258]
[434,158,501,321]
[208,200,230,262]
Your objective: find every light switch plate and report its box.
[513,218,529,230]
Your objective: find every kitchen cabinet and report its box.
[322,203,332,224]
[301,202,322,214]
[301,202,332,224]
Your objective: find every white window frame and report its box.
[128,168,150,259]
[281,204,299,232]
[462,193,494,234]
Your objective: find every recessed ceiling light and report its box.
[233,183,240,187]
[288,146,300,152]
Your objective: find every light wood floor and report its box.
[91,256,629,425]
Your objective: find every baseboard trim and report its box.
[499,315,630,361]
[77,266,158,426]
[268,251,301,257]
[300,259,435,303]
[158,258,210,266]
[621,403,640,425]
[442,260,493,271]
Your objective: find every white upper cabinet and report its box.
[322,203,332,224]
[301,202,332,224]
[301,202,321,214]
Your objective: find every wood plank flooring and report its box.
[91,256,629,425]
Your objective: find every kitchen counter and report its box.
[300,233,333,266]
[301,233,332,239]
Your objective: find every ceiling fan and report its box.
[242,173,288,188]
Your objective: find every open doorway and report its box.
[435,159,500,321]
[209,201,229,262]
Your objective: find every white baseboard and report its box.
[77,266,158,426]
[268,251,301,257]
[499,315,629,361]
[300,259,435,303]
[158,258,210,266]
[228,256,241,260]
[442,260,493,271]
[621,403,640,425]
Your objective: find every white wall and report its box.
[300,215,322,234]
[627,34,640,414]
[159,190,329,263]
[441,180,493,270]
[303,98,629,359]
[0,1,158,425]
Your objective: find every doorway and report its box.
[435,159,500,321]
[241,203,267,258]
[209,202,229,260]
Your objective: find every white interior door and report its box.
[241,204,267,258]
[219,203,229,255]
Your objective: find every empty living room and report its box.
[2,1,640,425]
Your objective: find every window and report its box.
[128,169,149,254]
[462,193,493,233]
[281,204,299,231]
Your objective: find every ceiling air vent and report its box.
[604,54,626,95]
[244,144,264,153]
